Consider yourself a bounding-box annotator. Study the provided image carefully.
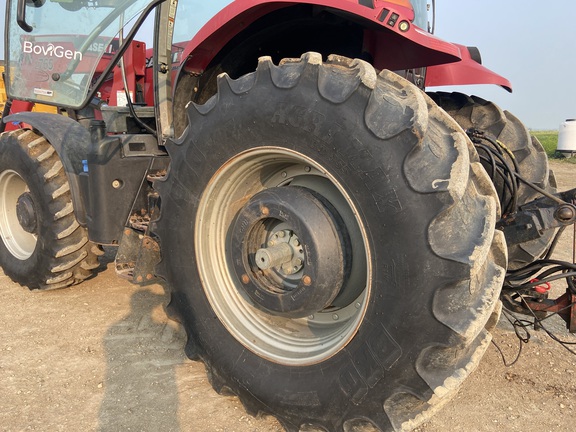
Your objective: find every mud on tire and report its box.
[0,129,102,290]
[429,92,556,270]
[154,53,507,431]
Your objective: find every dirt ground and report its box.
[0,160,574,432]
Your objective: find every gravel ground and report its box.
[0,160,574,432]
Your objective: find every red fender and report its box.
[425,43,512,92]
[179,0,463,73]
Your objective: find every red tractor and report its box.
[1,1,575,431]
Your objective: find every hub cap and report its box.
[0,170,38,259]
[16,192,38,234]
[230,186,350,318]
[195,148,370,365]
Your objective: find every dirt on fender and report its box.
[0,160,574,432]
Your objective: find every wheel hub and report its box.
[230,186,349,318]
[16,192,38,234]
[255,230,305,275]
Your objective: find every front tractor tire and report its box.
[0,129,101,290]
[154,53,507,431]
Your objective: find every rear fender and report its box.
[2,112,90,225]
[178,0,462,74]
[425,44,512,92]
[172,0,464,135]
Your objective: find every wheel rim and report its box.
[196,147,370,366]
[0,170,37,260]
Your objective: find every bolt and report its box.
[292,238,300,247]
[136,275,143,283]
[241,274,250,284]
[281,171,287,178]
[332,314,339,321]
[302,275,312,286]
[277,231,286,238]
[295,259,303,267]
[282,264,294,275]
[112,180,122,189]
[557,205,576,222]
[355,302,361,309]
[261,206,270,216]
[146,274,154,280]
[304,166,311,172]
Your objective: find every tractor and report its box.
[1,1,575,431]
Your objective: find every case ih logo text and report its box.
[23,41,82,61]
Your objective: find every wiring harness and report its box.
[467,129,576,363]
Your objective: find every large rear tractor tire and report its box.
[0,129,102,290]
[154,53,507,431]
[429,92,556,269]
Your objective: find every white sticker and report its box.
[33,88,54,97]
[116,90,134,107]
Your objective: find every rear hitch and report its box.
[501,288,576,333]
[500,186,576,334]
[497,188,576,246]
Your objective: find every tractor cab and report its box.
[4,0,162,108]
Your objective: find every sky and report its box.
[433,0,576,130]
[1,0,575,130]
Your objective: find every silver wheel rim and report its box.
[0,170,37,260]
[195,148,370,366]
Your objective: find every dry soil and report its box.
[0,160,574,432]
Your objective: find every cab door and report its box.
[5,0,161,108]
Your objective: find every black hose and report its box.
[0,99,13,133]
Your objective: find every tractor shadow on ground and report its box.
[98,287,187,432]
